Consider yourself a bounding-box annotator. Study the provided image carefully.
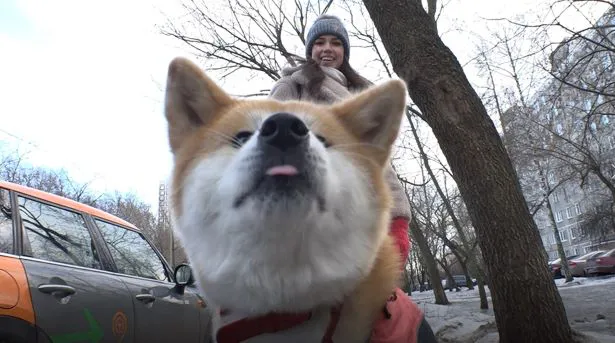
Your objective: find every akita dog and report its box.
[164,57,408,342]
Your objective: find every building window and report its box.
[563,187,568,200]
[560,230,569,242]
[566,207,574,219]
[575,203,582,215]
[553,190,559,203]
[571,227,580,239]
[555,211,563,222]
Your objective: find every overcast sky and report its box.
[0,0,607,212]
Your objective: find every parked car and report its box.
[444,274,476,289]
[0,181,211,342]
[567,250,605,276]
[549,254,579,278]
[585,248,615,276]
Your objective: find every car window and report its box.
[17,196,101,269]
[0,188,13,254]
[94,219,168,281]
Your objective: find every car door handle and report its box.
[135,294,156,303]
[38,284,76,296]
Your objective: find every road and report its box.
[558,277,615,337]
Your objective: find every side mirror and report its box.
[174,263,195,288]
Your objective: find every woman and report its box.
[270,14,412,275]
[270,15,437,343]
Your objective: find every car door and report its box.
[93,218,203,342]
[15,194,135,343]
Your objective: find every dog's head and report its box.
[164,57,406,314]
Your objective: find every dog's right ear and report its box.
[165,57,234,154]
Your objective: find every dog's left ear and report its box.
[165,57,234,154]
[331,79,407,164]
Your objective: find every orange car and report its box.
[0,181,210,342]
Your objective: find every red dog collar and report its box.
[216,306,342,343]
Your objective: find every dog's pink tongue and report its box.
[266,165,298,176]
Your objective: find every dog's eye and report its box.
[316,135,331,148]
[232,131,253,148]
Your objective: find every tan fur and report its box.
[164,57,407,342]
[335,236,402,341]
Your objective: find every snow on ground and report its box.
[409,276,615,342]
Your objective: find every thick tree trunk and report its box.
[362,1,574,342]
[409,215,449,304]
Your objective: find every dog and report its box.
[164,57,408,343]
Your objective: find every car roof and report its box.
[0,180,138,231]
[574,250,605,260]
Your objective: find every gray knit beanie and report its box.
[305,15,350,61]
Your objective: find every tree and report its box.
[0,145,176,260]
[489,6,615,247]
[361,0,575,342]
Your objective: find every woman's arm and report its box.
[385,166,412,269]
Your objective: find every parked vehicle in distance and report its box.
[585,248,615,276]
[0,181,211,343]
[568,250,605,276]
[549,254,579,279]
[444,274,477,289]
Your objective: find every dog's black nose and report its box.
[259,113,309,150]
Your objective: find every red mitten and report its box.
[389,217,410,269]
[370,288,424,343]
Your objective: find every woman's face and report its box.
[311,34,344,69]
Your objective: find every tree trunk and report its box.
[419,268,426,291]
[409,215,449,304]
[362,1,574,342]
[477,274,489,309]
[409,255,416,292]
[460,261,474,290]
[437,258,459,292]
[534,161,574,283]
[546,197,574,282]
[441,236,474,291]
[408,114,478,291]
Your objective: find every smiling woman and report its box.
[268,13,413,284]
